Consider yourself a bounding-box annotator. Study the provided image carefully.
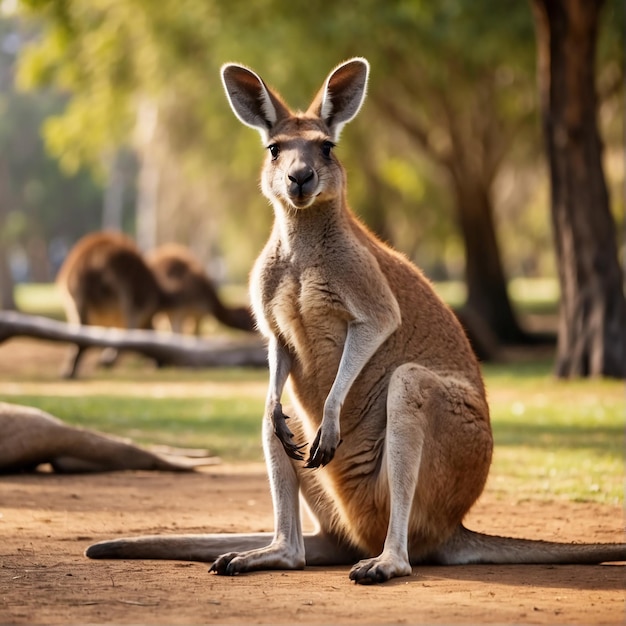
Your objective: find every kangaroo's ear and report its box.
[221,64,290,144]
[307,57,369,142]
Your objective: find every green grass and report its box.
[6,281,622,504]
[483,360,624,504]
[425,277,559,314]
[13,277,560,320]
[14,282,65,319]
[508,277,559,315]
[8,392,265,461]
[5,364,268,461]
[3,359,623,505]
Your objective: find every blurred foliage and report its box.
[0,14,104,282]
[2,0,623,283]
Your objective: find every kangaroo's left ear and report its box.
[307,57,369,142]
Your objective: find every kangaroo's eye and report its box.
[268,144,280,160]
[321,141,334,159]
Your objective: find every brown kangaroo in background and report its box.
[56,231,167,378]
[147,243,255,334]
[58,233,255,378]
[86,58,626,584]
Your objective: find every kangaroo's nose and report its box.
[287,166,316,196]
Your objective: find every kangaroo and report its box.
[57,231,168,378]
[146,243,255,335]
[0,402,216,473]
[86,59,626,583]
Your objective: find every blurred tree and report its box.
[15,0,273,270]
[0,15,18,308]
[0,14,104,289]
[361,1,539,345]
[15,1,540,340]
[212,0,541,344]
[12,0,622,360]
[531,0,625,378]
[0,157,17,309]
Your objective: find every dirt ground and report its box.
[1,466,624,625]
[1,339,625,625]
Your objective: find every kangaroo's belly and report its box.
[266,270,350,412]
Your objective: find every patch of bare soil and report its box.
[0,465,623,625]
[0,338,624,624]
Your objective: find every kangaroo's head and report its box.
[221,58,369,210]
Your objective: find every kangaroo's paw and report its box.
[209,544,305,576]
[348,553,412,585]
[209,552,242,576]
[305,427,342,468]
[271,403,306,461]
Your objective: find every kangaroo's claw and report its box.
[304,432,342,468]
[271,403,306,461]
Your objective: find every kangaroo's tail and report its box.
[428,525,626,565]
[85,533,273,561]
[85,532,362,566]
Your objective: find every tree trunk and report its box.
[0,249,16,310]
[532,0,626,377]
[102,150,126,231]
[373,90,531,350]
[0,157,16,310]
[135,100,160,251]
[452,176,528,345]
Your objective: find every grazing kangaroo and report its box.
[86,59,626,583]
[146,243,256,334]
[57,231,168,378]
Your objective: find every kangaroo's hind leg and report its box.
[209,410,362,574]
[209,409,307,574]
[349,364,492,584]
[60,300,89,379]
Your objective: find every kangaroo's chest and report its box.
[265,264,350,362]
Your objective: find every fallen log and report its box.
[0,311,267,369]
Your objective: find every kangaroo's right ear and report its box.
[221,64,290,144]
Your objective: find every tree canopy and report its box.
[2,0,623,372]
[11,1,542,277]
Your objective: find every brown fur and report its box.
[56,231,166,378]
[0,402,215,473]
[85,59,626,583]
[146,244,255,334]
[57,234,255,378]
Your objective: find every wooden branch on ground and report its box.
[0,311,268,369]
